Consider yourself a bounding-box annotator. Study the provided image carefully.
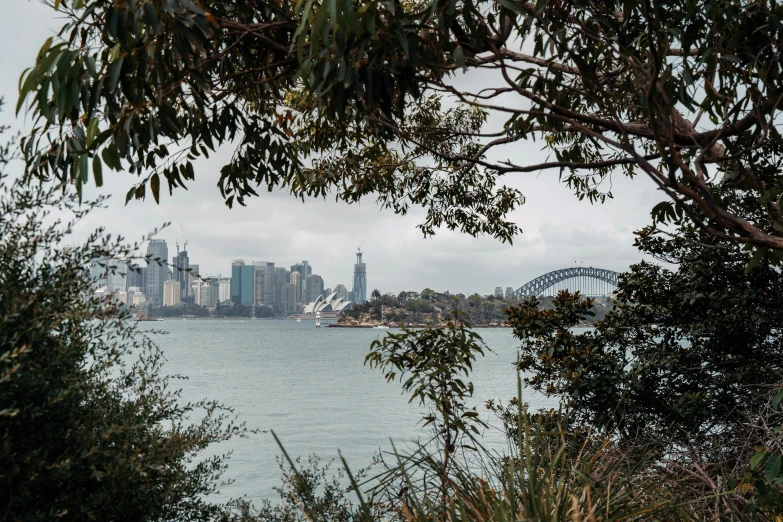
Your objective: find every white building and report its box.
[163,280,181,306]
[219,278,231,303]
[127,286,146,307]
[192,282,202,306]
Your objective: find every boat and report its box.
[296,317,301,322]
[373,305,390,329]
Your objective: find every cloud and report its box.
[2,3,667,296]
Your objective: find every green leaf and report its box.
[751,449,768,469]
[773,390,783,409]
[764,455,781,482]
[86,117,99,147]
[93,155,103,187]
[745,247,767,274]
[109,57,124,93]
[150,173,160,204]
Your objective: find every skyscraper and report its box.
[126,263,145,290]
[352,250,367,305]
[172,247,189,301]
[334,284,348,301]
[145,239,168,304]
[305,274,324,303]
[231,259,244,304]
[240,265,255,306]
[219,278,231,303]
[282,284,297,314]
[292,261,312,303]
[290,271,302,304]
[275,267,287,304]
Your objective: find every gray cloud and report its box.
[2,2,667,295]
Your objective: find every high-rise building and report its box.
[231,259,244,304]
[290,271,302,304]
[163,280,181,306]
[192,282,202,307]
[126,263,145,290]
[199,277,219,307]
[145,239,168,304]
[172,247,190,301]
[252,261,275,305]
[352,250,367,305]
[188,264,200,288]
[106,259,128,293]
[240,265,255,306]
[305,274,324,303]
[90,257,107,288]
[494,287,503,298]
[282,284,297,314]
[275,267,287,304]
[505,287,514,299]
[219,278,231,303]
[292,261,312,303]
[334,284,348,301]
[323,287,332,298]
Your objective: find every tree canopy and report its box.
[17,0,783,248]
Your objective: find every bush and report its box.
[0,165,243,519]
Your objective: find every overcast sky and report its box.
[1,2,665,295]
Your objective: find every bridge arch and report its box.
[512,267,620,298]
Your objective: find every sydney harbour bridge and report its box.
[511,267,620,298]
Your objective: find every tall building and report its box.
[163,280,181,306]
[145,239,168,304]
[334,284,348,301]
[172,247,190,301]
[505,287,514,299]
[352,250,367,305]
[89,257,107,288]
[323,287,332,298]
[292,261,312,303]
[188,264,200,288]
[282,284,297,314]
[126,286,146,307]
[252,261,275,305]
[219,278,231,303]
[275,267,287,304]
[231,259,244,304]
[200,277,219,307]
[240,265,255,306]
[192,282,202,307]
[494,287,503,297]
[305,274,324,303]
[126,263,145,290]
[106,259,128,293]
[290,271,302,304]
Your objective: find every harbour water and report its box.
[139,319,557,504]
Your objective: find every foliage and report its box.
[236,455,363,522]
[18,0,783,249]
[0,121,242,520]
[510,187,783,458]
[365,316,488,478]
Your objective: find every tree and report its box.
[17,0,783,250]
[0,114,242,520]
[508,174,783,457]
[370,288,382,301]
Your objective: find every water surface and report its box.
[140,319,555,502]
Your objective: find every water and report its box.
[139,319,556,503]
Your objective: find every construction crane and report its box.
[357,239,363,252]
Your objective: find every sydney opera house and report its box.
[298,292,352,320]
